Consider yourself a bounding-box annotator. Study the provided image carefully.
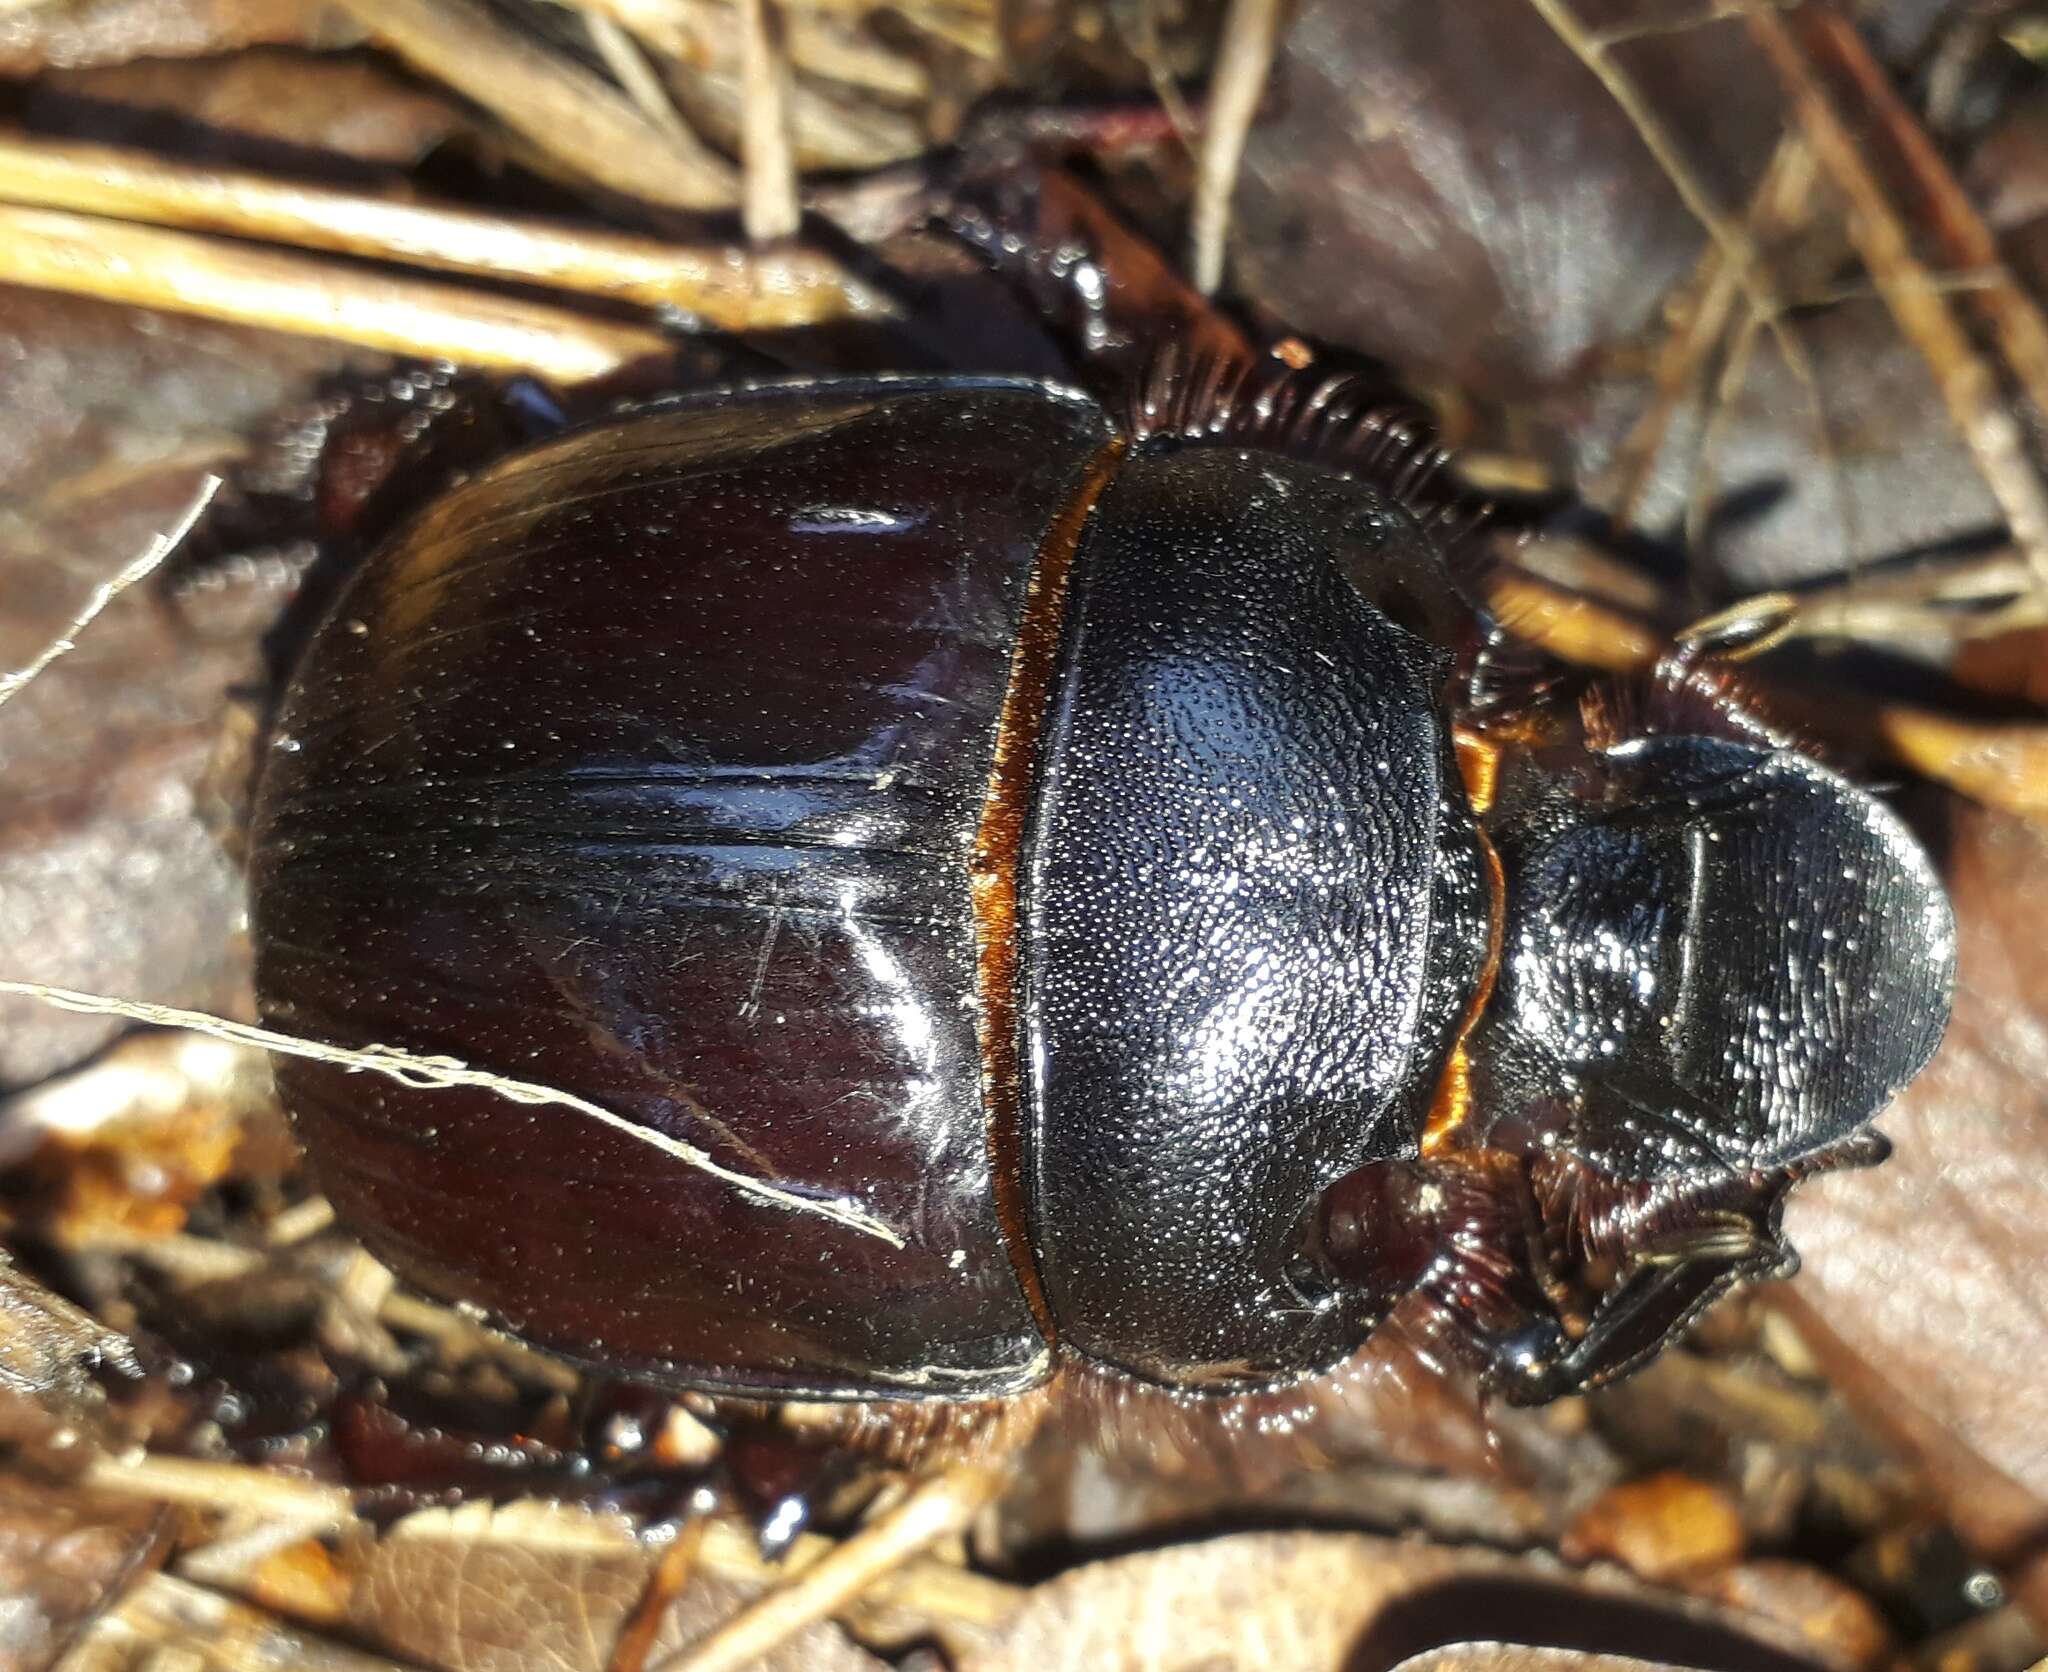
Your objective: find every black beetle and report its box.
[244,356,1956,1411]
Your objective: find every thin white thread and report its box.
[0,981,904,1247]
[0,475,903,1248]
[0,475,222,711]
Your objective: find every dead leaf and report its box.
[1782,798,2048,1608]
[1232,0,1779,399]
[0,288,367,1084]
[1570,298,2002,591]
[1689,1562,1893,1671]
[352,1503,886,1672]
[1391,1653,1762,1672]
[957,1531,1826,1672]
[0,1475,164,1672]
[352,1504,656,1672]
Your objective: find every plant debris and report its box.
[1,1,2046,1668]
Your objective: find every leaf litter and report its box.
[0,0,2046,1668]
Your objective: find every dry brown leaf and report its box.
[642,1570,891,1671]
[352,1507,659,1672]
[1572,298,2001,591]
[1782,799,2048,1598]
[1689,1562,1893,1672]
[1231,0,1779,399]
[0,1475,163,1672]
[351,1505,886,1672]
[956,1531,1821,1672]
[0,288,364,1082]
[1392,1653,1756,1672]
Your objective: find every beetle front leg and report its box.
[167,364,556,587]
[1303,1137,1868,1404]
[1306,1153,1572,1401]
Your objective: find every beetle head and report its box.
[1303,677,1956,1403]
[1472,723,1956,1184]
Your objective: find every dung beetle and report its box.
[244,350,1956,1412]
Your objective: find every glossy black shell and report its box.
[248,377,1487,1397]
[1026,447,1470,1384]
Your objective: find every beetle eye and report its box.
[1478,735,1956,1180]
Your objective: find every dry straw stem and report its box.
[0,204,672,380]
[739,0,803,243]
[84,1453,359,1529]
[660,1459,1013,1672]
[1790,9,2048,456]
[1526,0,1810,375]
[1529,0,1853,571]
[582,6,699,142]
[1747,7,2048,591]
[566,0,931,100]
[1593,135,1821,531]
[0,133,892,331]
[1188,0,1286,295]
[71,1460,1018,1656]
[0,982,903,1246]
[332,0,735,211]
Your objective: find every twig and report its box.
[583,8,695,144]
[1527,0,1799,358]
[0,205,672,380]
[1123,0,1202,160]
[611,1524,710,1672]
[1582,0,1791,51]
[82,1454,358,1529]
[0,983,904,1246]
[330,0,735,211]
[658,1461,1011,1672]
[1788,8,2048,481]
[1592,136,1819,530]
[1686,297,1767,557]
[573,0,930,100]
[1188,0,1285,295]
[738,0,802,243]
[377,1291,585,1390]
[1748,8,2048,592]
[1595,225,1745,526]
[0,133,891,330]
[1527,0,1850,568]
[0,477,218,712]
[692,1516,1021,1627]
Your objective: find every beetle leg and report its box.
[940,160,1256,395]
[164,364,555,604]
[1499,1132,1896,1401]
[1506,1235,1786,1405]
